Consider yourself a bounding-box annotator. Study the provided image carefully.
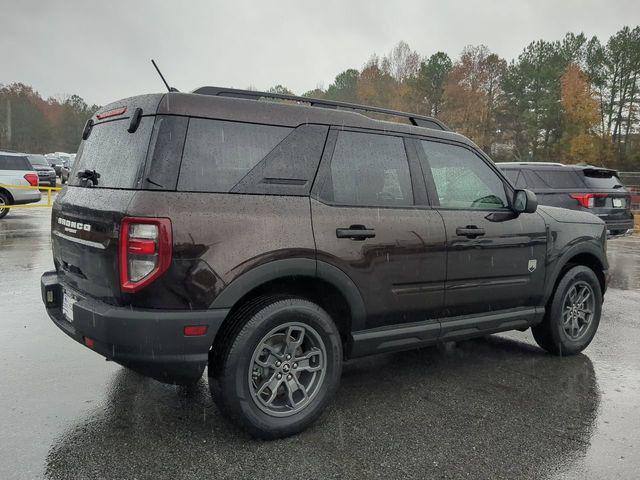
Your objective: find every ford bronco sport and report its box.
[41,87,608,438]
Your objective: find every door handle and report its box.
[336,225,376,240]
[456,225,485,238]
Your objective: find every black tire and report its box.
[532,265,602,356]
[0,192,10,219]
[209,296,342,439]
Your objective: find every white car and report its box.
[0,151,42,218]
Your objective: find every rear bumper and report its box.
[9,187,41,204]
[40,270,229,384]
[603,217,634,233]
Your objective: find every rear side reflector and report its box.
[119,217,172,293]
[184,325,208,337]
[96,106,127,120]
[24,173,38,187]
[84,337,95,348]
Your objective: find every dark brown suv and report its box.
[41,87,608,438]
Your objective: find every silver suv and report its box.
[0,151,42,219]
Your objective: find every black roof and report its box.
[93,89,473,148]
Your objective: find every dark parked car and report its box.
[41,88,608,438]
[498,162,634,235]
[27,154,57,187]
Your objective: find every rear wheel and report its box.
[209,296,342,439]
[0,192,10,219]
[532,265,602,355]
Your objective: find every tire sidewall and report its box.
[0,192,9,219]
[548,266,602,354]
[224,299,342,437]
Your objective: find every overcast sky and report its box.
[2,0,639,106]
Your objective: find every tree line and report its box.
[0,83,99,154]
[1,26,639,169]
[282,27,639,170]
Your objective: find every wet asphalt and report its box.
[1,204,639,480]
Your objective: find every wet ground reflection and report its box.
[45,336,599,480]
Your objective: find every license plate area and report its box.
[62,290,80,322]
[612,198,623,208]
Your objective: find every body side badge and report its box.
[528,259,537,273]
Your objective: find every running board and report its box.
[349,307,544,358]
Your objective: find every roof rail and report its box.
[192,86,448,131]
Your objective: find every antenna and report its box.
[151,59,179,92]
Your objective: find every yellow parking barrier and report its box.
[0,184,63,208]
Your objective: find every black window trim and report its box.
[310,126,423,210]
[415,136,515,212]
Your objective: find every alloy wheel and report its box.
[562,281,595,341]
[248,322,326,417]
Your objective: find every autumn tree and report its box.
[560,64,601,164]
[441,45,506,154]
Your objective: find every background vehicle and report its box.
[27,154,57,187]
[498,162,634,235]
[46,152,72,177]
[0,151,41,218]
[41,89,607,438]
[59,154,75,184]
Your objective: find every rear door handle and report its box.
[456,225,485,238]
[336,225,376,240]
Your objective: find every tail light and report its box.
[24,173,38,187]
[570,193,607,209]
[119,217,172,293]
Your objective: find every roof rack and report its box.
[193,86,448,131]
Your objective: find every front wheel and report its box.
[209,297,342,439]
[532,265,602,355]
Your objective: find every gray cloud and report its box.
[2,0,639,105]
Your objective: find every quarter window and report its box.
[178,119,292,192]
[419,140,508,209]
[321,131,413,206]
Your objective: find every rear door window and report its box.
[319,131,413,207]
[70,117,154,189]
[0,155,31,170]
[178,119,292,192]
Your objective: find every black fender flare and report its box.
[209,258,367,332]
[544,241,608,302]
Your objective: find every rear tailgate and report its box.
[581,168,632,219]
[52,188,135,303]
[52,94,164,304]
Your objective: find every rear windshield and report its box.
[28,155,49,166]
[69,117,154,189]
[581,170,624,189]
[0,154,31,171]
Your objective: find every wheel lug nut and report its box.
[277,373,282,379]
[293,363,298,369]
[286,354,291,360]
[287,374,292,380]
[275,361,281,367]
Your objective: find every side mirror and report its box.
[513,189,538,214]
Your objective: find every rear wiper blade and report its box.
[613,184,624,189]
[77,169,101,187]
